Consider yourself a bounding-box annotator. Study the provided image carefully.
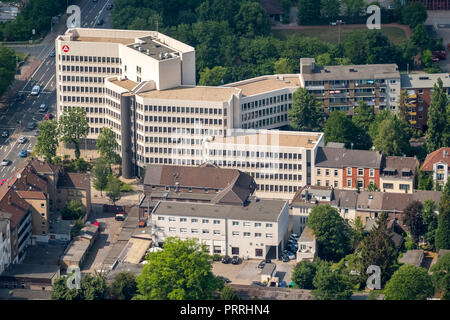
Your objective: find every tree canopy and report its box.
[96,127,120,166]
[436,180,450,250]
[58,107,89,159]
[384,264,434,300]
[35,120,59,162]
[312,261,353,300]
[109,272,137,300]
[426,78,450,154]
[288,88,324,132]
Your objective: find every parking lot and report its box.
[212,259,296,286]
[426,11,450,72]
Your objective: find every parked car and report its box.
[432,50,446,60]
[18,136,26,144]
[16,92,25,101]
[251,281,266,287]
[221,255,231,264]
[1,130,8,138]
[1,159,10,166]
[19,150,27,158]
[50,48,56,57]
[34,129,39,136]
[290,233,299,239]
[279,281,287,288]
[286,251,296,260]
[115,213,126,221]
[38,104,47,112]
[231,255,242,265]
[257,260,266,269]
[43,113,53,120]
[27,122,36,130]
[218,276,231,284]
[281,254,290,262]
[138,221,147,228]
[106,3,113,10]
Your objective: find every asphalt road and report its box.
[0,0,113,183]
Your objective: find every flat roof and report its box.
[138,86,240,102]
[123,238,152,264]
[153,199,287,222]
[0,264,59,280]
[128,36,176,60]
[110,78,138,91]
[61,240,90,264]
[226,75,300,97]
[212,131,321,149]
[302,63,400,81]
[401,73,450,89]
[72,36,135,46]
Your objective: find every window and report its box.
[244,232,251,237]
[232,221,239,226]
[357,180,364,188]
[334,170,338,176]
[400,184,410,191]
[40,203,45,208]
[243,222,251,227]
[180,228,187,233]
[169,217,176,222]
[347,179,352,187]
[191,218,198,223]
[369,169,375,177]
[213,230,220,235]
[255,223,261,227]
[358,168,364,176]
[266,223,273,228]
[169,227,176,232]
[266,233,273,238]
[383,183,393,189]
[202,219,209,224]
[202,229,209,234]
[232,231,239,236]
[317,169,321,175]
[255,233,262,238]
[347,168,352,175]
[191,229,199,234]
[180,218,187,222]
[213,220,220,225]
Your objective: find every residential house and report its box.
[56,172,92,222]
[422,147,450,188]
[296,226,317,263]
[260,0,283,22]
[380,156,419,194]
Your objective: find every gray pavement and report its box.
[425,11,450,72]
[0,0,113,183]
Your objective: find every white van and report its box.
[31,85,40,96]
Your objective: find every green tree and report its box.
[422,200,438,249]
[367,181,379,192]
[421,49,433,68]
[411,23,430,51]
[297,0,321,25]
[397,90,409,123]
[324,111,371,150]
[51,277,82,300]
[352,100,375,132]
[234,1,271,37]
[344,30,396,65]
[93,158,110,196]
[307,205,352,262]
[312,262,353,300]
[342,0,365,21]
[418,170,433,190]
[109,272,137,300]
[401,1,427,29]
[350,217,366,250]
[373,115,411,156]
[35,120,59,162]
[135,238,223,300]
[288,88,324,131]
[430,252,450,300]
[384,264,434,300]
[62,199,84,220]
[58,107,89,159]
[273,57,293,74]
[82,274,108,300]
[426,78,449,154]
[198,66,228,86]
[315,53,333,67]
[436,180,450,250]
[106,174,122,206]
[96,127,119,166]
[321,0,342,21]
[403,201,425,243]
[292,260,317,289]
[220,285,240,300]
[0,45,17,96]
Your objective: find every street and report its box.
[0,0,113,183]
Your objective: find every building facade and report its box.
[422,147,450,188]
[0,214,11,275]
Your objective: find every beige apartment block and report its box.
[204,130,324,200]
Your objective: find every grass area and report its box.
[272,26,407,45]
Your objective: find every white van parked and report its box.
[31,85,40,96]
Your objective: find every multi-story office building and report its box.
[0,214,11,274]
[151,198,289,260]
[400,73,450,131]
[204,130,324,199]
[299,58,401,115]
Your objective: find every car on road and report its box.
[257,260,266,269]
[43,113,53,120]
[231,255,242,265]
[31,85,40,96]
[18,136,26,144]
[19,150,27,158]
[221,255,231,264]
[106,3,113,10]
[50,48,56,57]
[1,159,10,166]
[34,130,39,136]
[115,213,126,221]
[1,130,8,138]
[27,122,36,130]
[251,281,266,287]
[97,18,104,26]
[218,276,231,284]
[39,104,47,112]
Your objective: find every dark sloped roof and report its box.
[382,156,418,177]
[29,159,60,174]
[57,172,90,189]
[332,189,359,209]
[0,187,30,228]
[315,147,382,169]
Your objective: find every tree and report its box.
[135,238,223,300]
[436,180,450,250]
[384,264,434,300]
[351,217,366,250]
[307,205,352,262]
[51,277,82,300]
[352,100,375,132]
[403,201,425,243]
[312,262,353,300]
[288,88,324,132]
[358,213,397,286]
[220,285,240,300]
[297,0,321,25]
[373,115,411,156]
[430,252,450,300]
[96,127,119,166]
[342,0,365,21]
[422,200,438,249]
[198,66,228,86]
[273,57,293,74]
[234,1,271,37]
[418,170,433,191]
[321,0,341,21]
[397,90,409,123]
[426,78,449,154]
[421,49,433,69]
[367,181,378,192]
[58,107,89,159]
[62,199,84,220]
[401,2,427,29]
[0,45,17,96]
[344,30,397,65]
[52,274,107,300]
[93,158,109,196]
[292,260,317,289]
[109,272,137,300]
[106,174,122,206]
[35,120,59,162]
[324,111,371,150]
[411,23,430,52]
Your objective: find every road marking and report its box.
[43,74,56,91]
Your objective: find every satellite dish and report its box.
[16,173,21,179]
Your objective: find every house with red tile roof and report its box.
[421,147,450,188]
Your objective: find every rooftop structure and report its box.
[315,147,383,169]
[225,75,300,97]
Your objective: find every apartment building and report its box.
[204,130,324,199]
[0,214,11,275]
[151,198,289,260]
[422,147,450,188]
[299,58,401,115]
[139,164,256,219]
[56,172,91,222]
[400,73,450,131]
[380,156,418,193]
[409,0,450,10]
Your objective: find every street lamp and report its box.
[331,20,346,45]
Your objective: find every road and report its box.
[0,0,113,183]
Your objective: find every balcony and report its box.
[329,83,349,89]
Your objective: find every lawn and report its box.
[272,26,407,45]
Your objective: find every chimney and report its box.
[7,195,12,205]
[444,150,448,158]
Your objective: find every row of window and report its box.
[160,227,274,238]
[242,115,288,129]
[158,217,274,228]
[61,85,104,93]
[136,117,224,129]
[61,65,120,74]
[209,150,303,160]
[62,95,103,104]
[241,104,291,121]
[136,104,225,115]
[60,55,120,64]
[256,184,299,193]
[60,76,105,85]
[241,94,293,111]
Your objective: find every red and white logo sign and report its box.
[62,45,70,53]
